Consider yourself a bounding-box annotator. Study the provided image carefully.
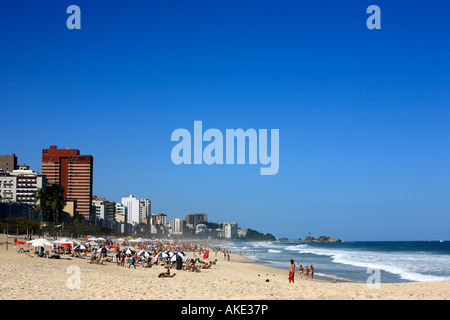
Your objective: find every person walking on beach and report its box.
[298,265,303,279]
[289,260,295,283]
[310,265,314,279]
[129,255,136,269]
[304,266,309,280]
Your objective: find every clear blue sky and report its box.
[1,1,449,240]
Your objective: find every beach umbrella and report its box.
[125,249,134,255]
[165,251,174,257]
[27,239,54,247]
[88,241,100,246]
[155,252,169,260]
[74,244,87,251]
[170,253,185,262]
[96,237,106,241]
[138,251,151,258]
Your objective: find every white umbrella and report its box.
[27,239,54,247]
[96,237,106,241]
[125,249,134,255]
[88,241,100,246]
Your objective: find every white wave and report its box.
[268,249,282,253]
[289,245,450,282]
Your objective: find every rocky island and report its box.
[300,236,342,243]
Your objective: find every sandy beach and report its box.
[0,235,449,300]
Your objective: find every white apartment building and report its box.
[92,199,107,220]
[115,203,127,222]
[121,195,140,225]
[223,222,238,239]
[0,169,46,205]
[172,218,186,235]
[0,174,16,203]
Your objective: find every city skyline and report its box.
[1,1,449,241]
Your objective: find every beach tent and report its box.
[54,238,78,248]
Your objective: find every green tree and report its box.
[34,187,50,236]
[47,184,66,224]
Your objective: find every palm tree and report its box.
[34,188,50,236]
[47,184,66,239]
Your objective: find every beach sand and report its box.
[0,235,449,300]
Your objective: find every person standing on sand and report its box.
[310,265,314,279]
[289,260,295,283]
[304,266,309,279]
[299,265,303,279]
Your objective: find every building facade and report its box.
[223,222,238,239]
[42,146,93,219]
[151,213,167,226]
[185,213,207,229]
[139,198,151,223]
[171,218,186,235]
[10,169,46,206]
[0,173,17,203]
[115,203,127,222]
[121,195,140,225]
[0,154,17,173]
[0,169,46,206]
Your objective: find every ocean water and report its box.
[213,240,450,283]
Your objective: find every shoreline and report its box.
[1,235,449,300]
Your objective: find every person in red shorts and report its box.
[289,259,295,283]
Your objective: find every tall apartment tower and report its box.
[42,146,93,219]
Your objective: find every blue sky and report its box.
[1,0,449,240]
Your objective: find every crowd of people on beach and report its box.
[12,235,223,277]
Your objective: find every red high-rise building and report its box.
[42,146,93,219]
